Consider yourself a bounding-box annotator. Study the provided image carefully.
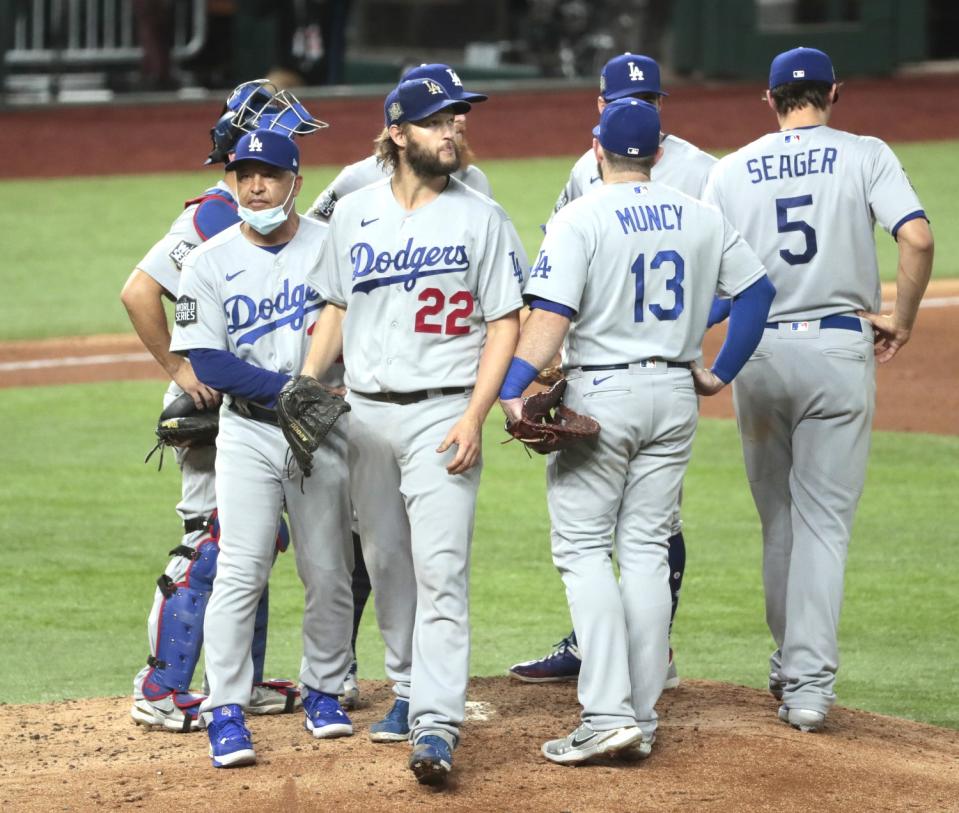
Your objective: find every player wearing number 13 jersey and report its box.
[704,47,933,732]
[303,78,524,785]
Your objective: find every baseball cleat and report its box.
[778,705,826,733]
[248,679,301,715]
[409,735,453,785]
[130,693,206,733]
[339,659,360,711]
[768,671,785,701]
[663,648,680,690]
[207,704,256,768]
[302,686,353,738]
[508,633,581,683]
[369,698,411,743]
[541,723,644,765]
[617,732,656,762]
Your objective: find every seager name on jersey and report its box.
[746,147,838,184]
[616,203,684,235]
[225,279,322,346]
[350,238,470,294]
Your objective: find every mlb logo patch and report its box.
[793,69,806,78]
[175,295,197,326]
[784,134,801,144]
[168,240,196,270]
[639,359,658,368]
[627,147,640,155]
[789,321,810,332]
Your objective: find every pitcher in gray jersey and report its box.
[307,62,492,222]
[704,47,934,732]
[510,51,715,689]
[500,98,773,765]
[303,78,523,787]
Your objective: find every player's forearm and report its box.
[499,309,571,399]
[120,269,186,378]
[464,311,520,422]
[893,219,934,330]
[301,303,345,379]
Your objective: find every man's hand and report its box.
[856,310,912,364]
[436,413,483,475]
[691,362,727,396]
[500,397,523,425]
[172,360,220,410]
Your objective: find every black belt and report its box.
[229,399,279,425]
[354,386,469,405]
[579,360,691,371]
[765,314,862,333]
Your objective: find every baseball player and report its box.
[307,62,492,222]
[703,47,933,732]
[170,129,356,768]
[500,98,774,763]
[510,52,716,687]
[122,81,317,732]
[302,78,525,785]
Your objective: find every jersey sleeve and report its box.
[465,165,493,198]
[169,251,228,353]
[522,210,590,312]
[308,161,380,221]
[866,139,925,236]
[193,196,238,241]
[474,212,526,321]
[135,215,201,297]
[716,216,768,299]
[306,218,346,307]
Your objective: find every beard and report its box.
[406,132,461,178]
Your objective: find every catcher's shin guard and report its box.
[142,535,218,698]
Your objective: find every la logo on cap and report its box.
[249,134,264,152]
[424,79,443,95]
[446,68,463,87]
[628,62,645,81]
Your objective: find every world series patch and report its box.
[175,295,197,325]
[169,240,197,270]
[314,189,338,219]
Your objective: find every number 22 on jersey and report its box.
[414,288,475,335]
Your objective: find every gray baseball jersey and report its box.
[552,134,717,216]
[309,154,493,220]
[309,176,524,392]
[704,126,923,321]
[704,123,924,716]
[307,175,524,749]
[528,182,765,365]
[171,217,354,711]
[523,177,765,742]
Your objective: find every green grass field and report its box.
[1,141,955,732]
[0,383,956,728]
[0,141,956,340]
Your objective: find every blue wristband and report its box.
[499,357,539,400]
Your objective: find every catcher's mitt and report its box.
[145,392,219,468]
[505,379,600,454]
[276,375,351,476]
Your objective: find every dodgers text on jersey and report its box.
[225,278,322,346]
[350,238,470,294]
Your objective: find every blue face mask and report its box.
[237,176,297,235]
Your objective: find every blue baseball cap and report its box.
[769,47,835,89]
[600,53,667,101]
[384,78,471,126]
[401,63,488,103]
[225,129,300,174]
[592,98,661,158]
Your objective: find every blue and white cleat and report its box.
[302,686,353,738]
[409,735,453,785]
[369,698,410,743]
[508,633,581,683]
[207,704,255,768]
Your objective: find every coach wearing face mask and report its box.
[170,128,357,769]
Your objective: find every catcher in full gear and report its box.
[121,81,323,731]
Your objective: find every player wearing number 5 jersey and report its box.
[704,47,934,732]
[499,98,773,764]
[303,78,524,786]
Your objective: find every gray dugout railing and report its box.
[3,0,206,68]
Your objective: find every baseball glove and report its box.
[505,379,600,454]
[145,392,219,468]
[276,375,351,476]
[535,365,565,386]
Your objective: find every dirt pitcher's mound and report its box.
[1,678,957,813]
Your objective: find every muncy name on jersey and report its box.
[350,238,470,294]
[225,279,322,346]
